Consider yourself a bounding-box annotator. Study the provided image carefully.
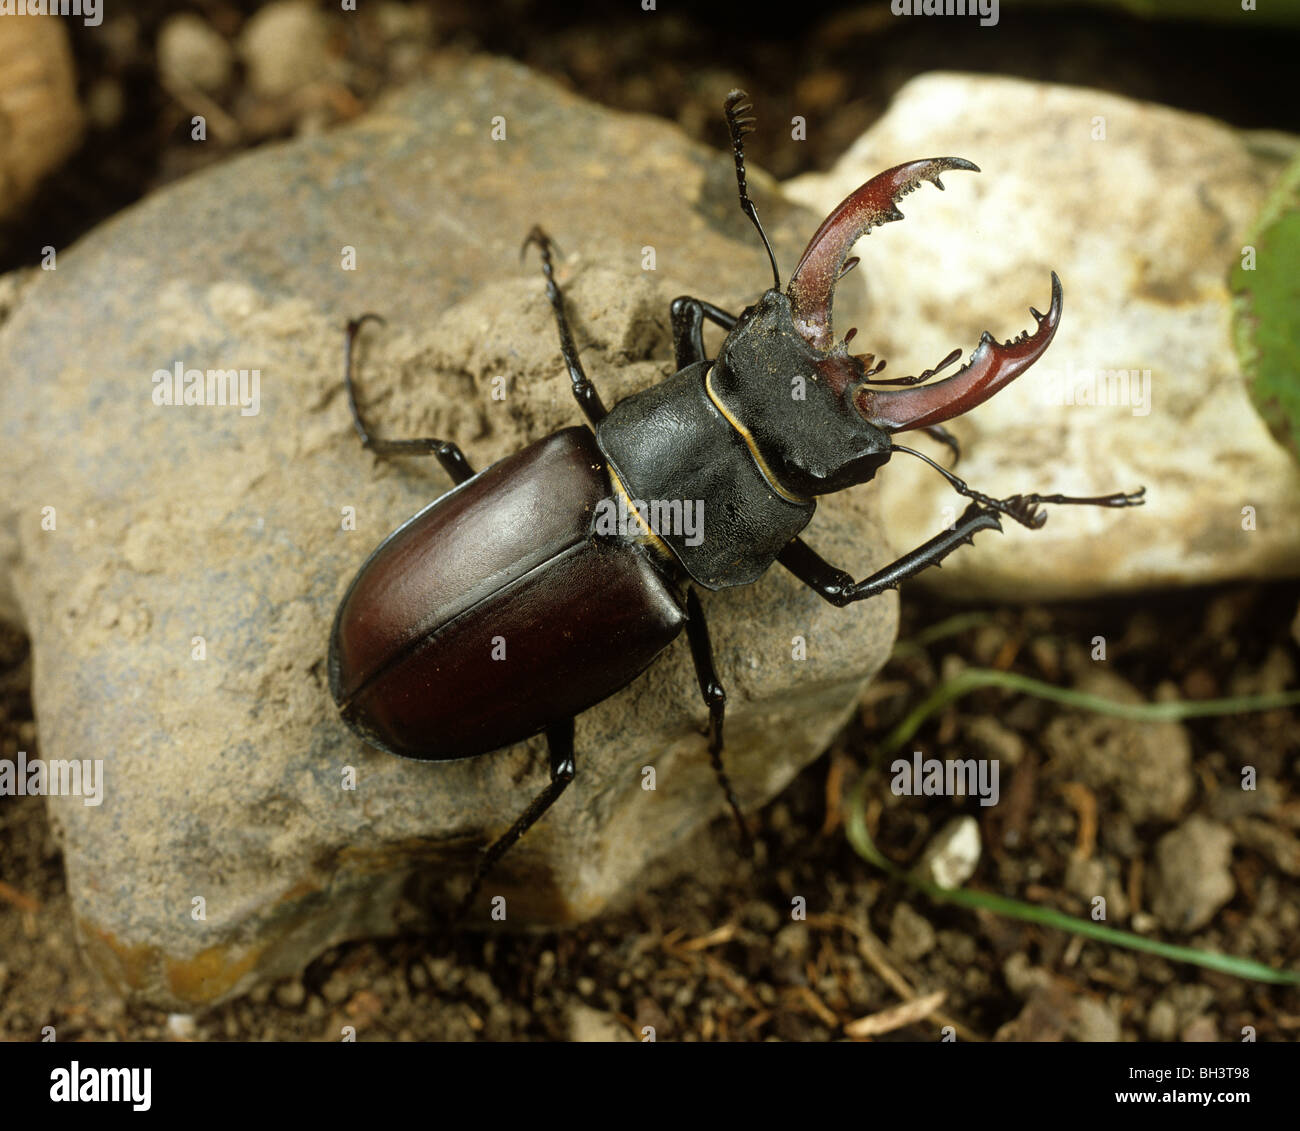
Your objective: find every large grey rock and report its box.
[0,57,895,1008]
[786,73,1300,599]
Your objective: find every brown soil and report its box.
[3,583,1298,1042]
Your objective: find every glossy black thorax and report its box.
[594,292,895,592]
[710,289,892,496]
[595,362,814,591]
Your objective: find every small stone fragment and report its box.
[888,902,936,961]
[165,1013,197,1040]
[912,816,981,890]
[1151,817,1236,933]
[569,1004,635,1043]
[239,0,334,98]
[158,13,233,94]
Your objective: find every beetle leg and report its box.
[684,588,754,858]
[780,469,1143,604]
[521,225,608,426]
[343,315,476,485]
[669,296,739,370]
[920,423,961,466]
[777,505,1005,605]
[457,717,577,919]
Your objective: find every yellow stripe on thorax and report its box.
[607,466,675,559]
[704,367,808,505]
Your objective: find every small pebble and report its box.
[912,816,981,890]
[275,979,306,1008]
[1146,999,1178,1041]
[239,0,333,98]
[165,1013,196,1039]
[322,972,350,1004]
[888,902,936,962]
[158,13,234,93]
[85,79,124,130]
[773,922,810,959]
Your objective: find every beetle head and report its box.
[711,289,894,497]
[712,93,1063,500]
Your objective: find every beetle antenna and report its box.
[891,443,1145,529]
[723,89,781,290]
[891,442,1043,528]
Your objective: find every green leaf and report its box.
[1232,151,1300,463]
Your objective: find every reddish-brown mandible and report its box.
[785,157,1062,436]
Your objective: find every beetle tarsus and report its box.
[921,423,961,466]
[995,485,1147,528]
[347,311,386,335]
[892,443,1145,529]
[342,314,476,484]
[343,314,387,444]
[521,224,562,262]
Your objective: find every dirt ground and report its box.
[4,584,1299,1042]
[1,1,1298,1041]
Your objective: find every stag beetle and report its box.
[329,91,1144,915]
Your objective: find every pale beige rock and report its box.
[0,14,82,219]
[569,1004,636,1042]
[912,815,980,890]
[158,13,234,94]
[785,73,1300,599]
[238,0,336,99]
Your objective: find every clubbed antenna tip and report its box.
[723,89,781,290]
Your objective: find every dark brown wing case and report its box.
[329,427,686,760]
